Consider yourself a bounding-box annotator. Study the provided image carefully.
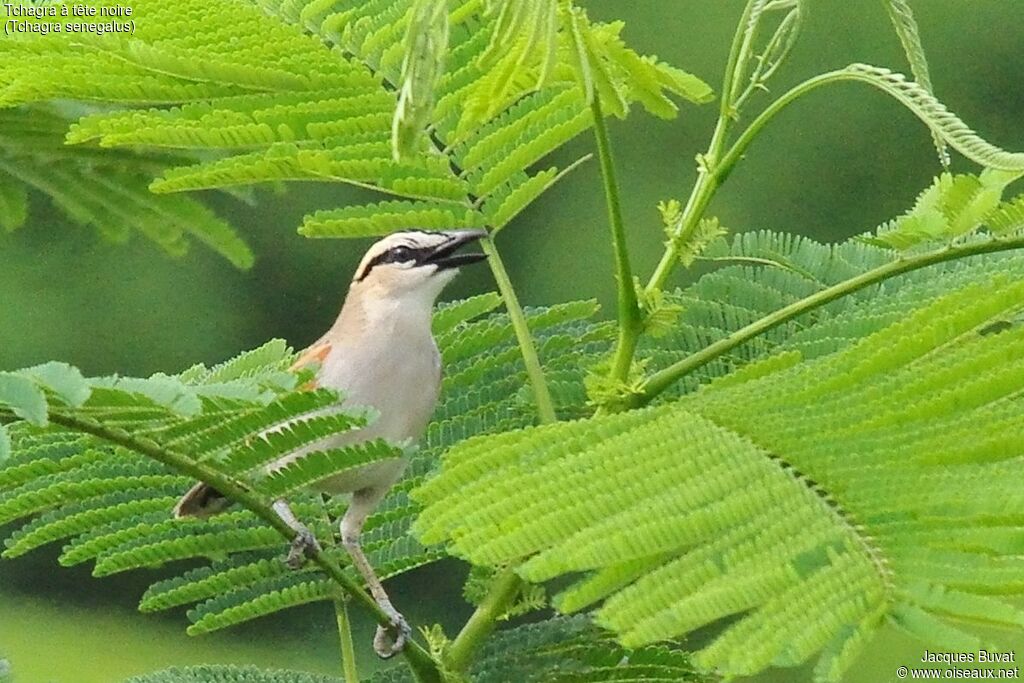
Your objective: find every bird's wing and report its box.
[289,339,332,389]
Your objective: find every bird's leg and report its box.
[341,487,411,659]
[272,499,321,569]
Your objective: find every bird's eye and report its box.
[386,246,415,263]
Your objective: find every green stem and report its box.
[446,240,560,671]
[445,7,767,663]
[647,62,936,296]
[334,598,360,683]
[482,237,557,423]
[631,236,1024,406]
[643,0,758,297]
[590,98,642,383]
[320,501,360,683]
[722,0,761,108]
[445,569,522,673]
[44,412,443,683]
[714,66,946,187]
[643,121,726,295]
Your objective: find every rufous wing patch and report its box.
[289,340,331,390]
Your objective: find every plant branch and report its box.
[631,236,1024,406]
[447,238,559,670]
[44,411,443,683]
[644,0,759,296]
[482,236,557,423]
[591,98,642,383]
[445,569,522,672]
[446,1,769,668]
[319,500,360,683]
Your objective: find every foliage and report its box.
[417,234,1024,681]
[881,0,948,165]
[0,106,252,267]
[370,616,705,683]
[0,0,709,251]
[124,666,342,683]
[125,618,704,683]
[862,168,1024,250]
[4,1,1024,682]
[0,297,607,637]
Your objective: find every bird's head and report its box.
[350,229,488,304]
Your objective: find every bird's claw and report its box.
[285,529,321,570]
[373,607,411,659]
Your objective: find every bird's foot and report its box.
[373,606,411,659]
[285,528,321,570]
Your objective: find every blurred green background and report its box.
[2,1,1023,681]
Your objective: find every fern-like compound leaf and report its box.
[0,296,593,638]
[863,168,1021,251]
[369,615,708,683]
[186,573,336,635]
[300,200,482,239]
[0,106,253,267]
[417,265,1024,681]
[3,0,711,249]
[392,0,449,160]
[842,64,1024,171]
[124,666,342,683]
[987,193,1024,236]
[254,440,404,498]
[881,0,949,165]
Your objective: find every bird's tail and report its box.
[173,482,233,518]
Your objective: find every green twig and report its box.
[445,569,522,672]
[644,0,758,296]
[482,236,557,423]
[334,598,360,683]
[447,238,560,671]
[631,236,1024,406]
[318,501,360,683]
[591,98,642,383]
[44,412,443,683]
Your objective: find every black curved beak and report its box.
[424,229,489,270]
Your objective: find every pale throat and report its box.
[341,285,440,342]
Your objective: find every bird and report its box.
[173,228,489,658]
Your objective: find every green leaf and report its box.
[0,374,48,426]
[2,0,714,247]
[254,440,404,498]
[677,216,728,267]
[19,362,91,408]
[863,169,1022,251]
[0,107,253,268]
[393,0,450,160]
[186,575,335,635]
[0,295,539,636]
[123,665,342,683]
[432,293,503,333]
[987,193,1024,236]
[300,201,482,239]
[0,426,10,465]
[593,21,713,118]
[416,272,1024,681]
[842,64,1024,171]
[368,615,708,683]
[882,0,949,165]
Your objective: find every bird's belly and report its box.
[322,340,441,444]
[279,340,440,495]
